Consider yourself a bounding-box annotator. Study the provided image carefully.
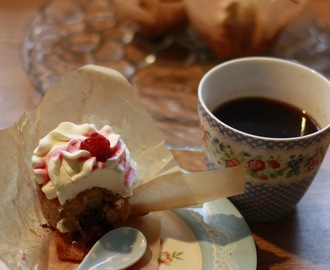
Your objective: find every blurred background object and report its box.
[184,0,309,58]
[21,0,330,149]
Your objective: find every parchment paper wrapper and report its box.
[184,0,309,58]
[0,65,244,269]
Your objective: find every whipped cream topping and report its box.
[32,122,137,205]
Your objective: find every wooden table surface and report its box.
[0,1,329,269]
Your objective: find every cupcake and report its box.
[0,65,245,269]
[32,122,137,261]
[184,0,309,58]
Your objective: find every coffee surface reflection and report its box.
[213,97,319,138]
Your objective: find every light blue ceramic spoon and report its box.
[76,227,147,270]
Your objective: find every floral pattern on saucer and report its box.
[158,251,184,266]
[159,198,257,269]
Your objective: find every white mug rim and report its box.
[198,56,330,142]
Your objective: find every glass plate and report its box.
[159,198,257,269]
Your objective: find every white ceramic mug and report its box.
[198,57,330,222]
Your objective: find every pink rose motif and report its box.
[307,153,319,172]
[226,158,241,167]
[247,159,265,172]
[158,251,184,265]
[202,130,210,143]
[268,160,281,169]
[159,251,173,265]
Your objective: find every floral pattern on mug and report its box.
[202,130,242,168]
[202,129,327,181]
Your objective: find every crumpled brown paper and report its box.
[0,65,244,269]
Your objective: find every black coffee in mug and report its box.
[212,97,320,138]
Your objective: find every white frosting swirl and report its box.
[32,122,137,205]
